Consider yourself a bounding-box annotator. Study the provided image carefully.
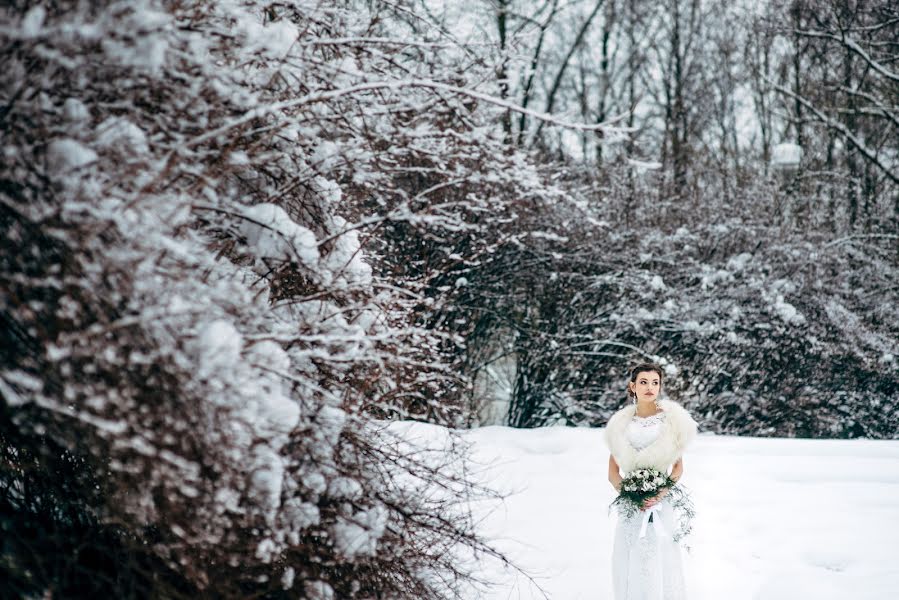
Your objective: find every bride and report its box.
[605,363,698,600]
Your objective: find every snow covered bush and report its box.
[480,163,899,437]
[0,1,516,596]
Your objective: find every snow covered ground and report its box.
[395,423,899,600]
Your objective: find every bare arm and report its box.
[608,454,622,492]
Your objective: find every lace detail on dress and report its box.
[626,412,666,451]
[632,412,665,426]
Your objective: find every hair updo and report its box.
[628,362,664,383]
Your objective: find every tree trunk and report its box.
[534,0,606,143]
[496,0,513,143]
[596,2,615,165]
[670,0,688,199]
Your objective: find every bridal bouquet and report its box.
[613,467,672,514]
[610,467,695,543]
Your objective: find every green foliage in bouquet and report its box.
[609,468,695,543]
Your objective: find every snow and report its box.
[327,476,363,499]
[248,391,299,435]
[241,341,300,440]
[311,140,341,170]
[323,216,372,285]
[699,265,733,290]
[304,471,327,496]
[313,405,347,449]
[255,538,278,562]
[239,203,319,268]
[95,117,150,155]
[727,252,753,272]
[213,487,241,514]
[772,295,806,326]
[246,340,291,373]
[315,176,343,204]
[304,580,335,600]
[194,319,242,377]
[45,138,97,175]
[627,158,663,171]
[101,33,170,74]
[221,2,299,59]
[331,505,389,558]
[281,498,320,535]
[0,370,42,406]
[281,566,295,590]
[249,446,284,525]
[63,98,90,123]
[21,6,46,37]
[391,423,899,600]
[228,150,250,165]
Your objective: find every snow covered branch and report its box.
[791,28,899,84]
[769,79,899,185]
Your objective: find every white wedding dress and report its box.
[612,412,687,600]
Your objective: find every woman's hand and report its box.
[641,487,669,510]
[642,460,683,510]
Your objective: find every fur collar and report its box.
[604,399,697,474]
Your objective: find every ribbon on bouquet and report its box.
[638,503,671,540]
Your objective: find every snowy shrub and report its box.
[0,0,515,597]
[485,164,899,437]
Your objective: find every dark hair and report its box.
[629,362,664,383]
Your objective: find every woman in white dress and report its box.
[605,363,698,600]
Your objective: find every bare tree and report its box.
[762,0,899,231]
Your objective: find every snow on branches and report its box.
[0,0,531,597]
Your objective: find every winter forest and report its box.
[1,0,897,598]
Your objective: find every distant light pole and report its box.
[771,143,802,175]
[771,142,803,225]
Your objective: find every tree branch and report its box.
[533,0,607,142]
[187,77,626,151]
[768,79,899,185]
[791,28,899,84]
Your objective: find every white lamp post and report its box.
[771,142,802,175]
[771,142,804,224]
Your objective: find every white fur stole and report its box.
[604,399,698,474]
